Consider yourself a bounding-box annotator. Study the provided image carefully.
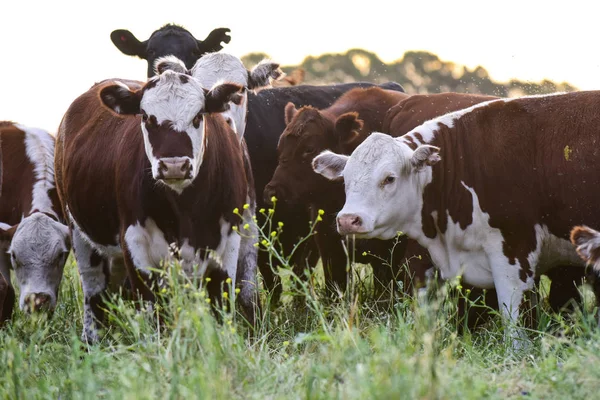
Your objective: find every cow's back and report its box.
[246,82,404,204]
[384,93,498,136]
[0,122,37,225]
[56,79,143,245]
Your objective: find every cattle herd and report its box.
[1,24,600,349]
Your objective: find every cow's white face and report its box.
[100,56,243,194]
[312,132,440,240]
[140,71,208,193]
[191,53,282,141]
[6,213,70,312]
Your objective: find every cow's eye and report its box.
[142,111,148,122]
[10,253,19,267]
[382,176,395,186]
[193,113,204,129]
[303,147,315,157]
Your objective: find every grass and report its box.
[1,220,600,399]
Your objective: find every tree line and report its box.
[242,49,576,96]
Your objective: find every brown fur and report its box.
[402,91,600,311]
[265,87,413,296]
[56,79,251,326]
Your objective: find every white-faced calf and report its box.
[0,122,70,322]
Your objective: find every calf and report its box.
[56,57,256,342]
[0,122,70,322]
[264,87,412,296]
[313,91,600,347]
[111,24,231,78]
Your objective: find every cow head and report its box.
[111,24,232,78]
[191,52,282,140]
[1,213,70,313]
[571,226,600,271]
[312,132,440,239]
[264,104,364,206]
[100,56,243,194]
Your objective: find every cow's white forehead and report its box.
[141,71,206,131]
[345,133,408,178]
[10,214,67,261]
[191,52,249,88]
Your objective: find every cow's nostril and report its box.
[25,293,52,313]
[159,160,168,172]
[351,216,362,226]
[181,159,191,172]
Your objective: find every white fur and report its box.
[141,71,208,191]
[124,218,171,275]
[17,124,57,217]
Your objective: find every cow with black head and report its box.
[111,24,231,78]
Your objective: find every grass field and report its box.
[1,234,600,399]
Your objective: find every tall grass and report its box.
[1,215,599,399]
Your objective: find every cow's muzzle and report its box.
[157,157,193,182]
[337,213,369,236]
[23,292,53,313]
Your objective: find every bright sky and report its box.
[1,0,597,132]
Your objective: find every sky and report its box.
[1,0,597,132]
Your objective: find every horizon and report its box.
[1,0,597,131]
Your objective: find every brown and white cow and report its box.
[0,122,71,322]
[313,91,600,347]
[55,57,257,343]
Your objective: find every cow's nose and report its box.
[337,213,365,235]
[158,158,192,181]
[24,293,52,313]
[263,184,278,205]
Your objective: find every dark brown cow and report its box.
[56,57,257,343]
[313,91,600,348]
[0,122,71,323]
[264,87,413,295]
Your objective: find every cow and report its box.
[111,24,231,78]
[264,87,413,297]
[110,24,406,306]
[272,68,305,88]
[55,57,257,343]
[191,52,283,141]
[0,122,71,323]
[312,91,600,347]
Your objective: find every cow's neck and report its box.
[21,126,60,221]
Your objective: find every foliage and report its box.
[242,49,577,97]
[0,209,599,399]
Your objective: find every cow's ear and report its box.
[411,145,441,170]
[197,27,231,54]
[570,225,600,267]
[204,83,243,113]
[335,112,364,146]
[0,224,18,242]
[100,82,142,115]
[110,29,148,59]
[284,102,298,125]
[154,56,189,75]
[312,150,348,181]
[247,60,283,90]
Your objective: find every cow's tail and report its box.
[571,225,600,272]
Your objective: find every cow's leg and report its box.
[0,251,15,326]
[72,227,110,344]
[546,265,584,312]
[489,252,534,350]
[236,218,260,327]
[317,229,348,299]
[120,223,164,304]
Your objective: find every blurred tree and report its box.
[241,49,576,96]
